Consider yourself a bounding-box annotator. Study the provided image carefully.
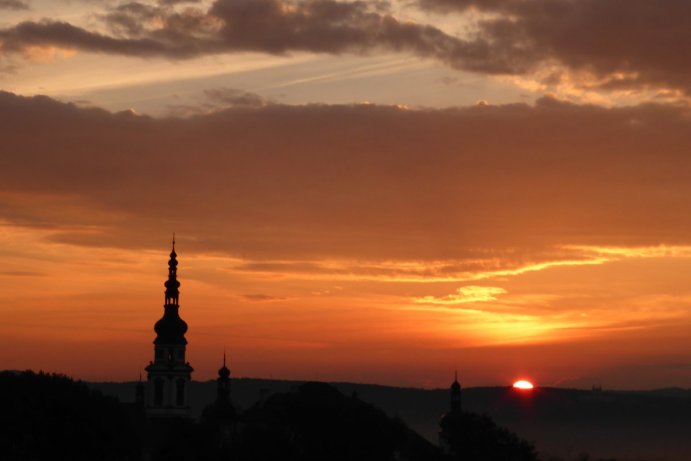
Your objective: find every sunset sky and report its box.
[3,0,691,389]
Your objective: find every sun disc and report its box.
[513,380,534,390]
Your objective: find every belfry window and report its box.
[176,379,185,406]
[154,378,164,406]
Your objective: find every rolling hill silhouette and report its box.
[92,379,691,461]
[3,370,539,461]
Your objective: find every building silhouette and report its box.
[144,239,194,418]
[202,353,238,451]
[439,371,462,456]
[130,241,537,461]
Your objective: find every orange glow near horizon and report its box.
[3,220,691,388]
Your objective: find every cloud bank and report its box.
[0,0,29,11]
[2,91,691,269]
[0,0,503,71]
[1,0,689,96]
[418,0,691,95]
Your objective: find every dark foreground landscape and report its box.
[94,377,691,461]
[4,370,691,461]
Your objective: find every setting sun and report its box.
[513,380,535,390]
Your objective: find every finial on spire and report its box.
[454,369,458,382]
[172,232,175,248]
[223,347,226,367]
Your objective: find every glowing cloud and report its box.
[414,286,507,305]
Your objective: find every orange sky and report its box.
[2,0,691,389]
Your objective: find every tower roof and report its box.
[218,351,230,379]
[451,370,461,393]
[164,236,180,305]
[154,237,188,345]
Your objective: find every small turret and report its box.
[450,370,461,412]
[202,352,237,448]
[439,371,464,455]
[217,351,231,403]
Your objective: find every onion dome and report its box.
[218,363,230,379]
[219,353,231,380]
[154,308,188,345]
[219,366,230,379]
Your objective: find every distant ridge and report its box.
[89,378,691,461]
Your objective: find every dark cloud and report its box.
[103,2,164,36]
[419,0,691,95]
[417,0,512,12]
[0,20,193,57]
[0,0,510,74]
[0,0,29,10]
[159,0,201,5]
[204,88,267,108]
[165,89,268,116]
[2,91,691,265]
[1,0,689,95]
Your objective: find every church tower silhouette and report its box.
[439,371,462,455]
[144,238,194,418]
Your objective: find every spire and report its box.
[450,370,461,412]
[451,370,461,392]
[219,350,230,380]
[154,238,188,345]
[217,351,231,402]
[165,235,180,305]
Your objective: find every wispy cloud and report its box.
[241,293,287,302]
